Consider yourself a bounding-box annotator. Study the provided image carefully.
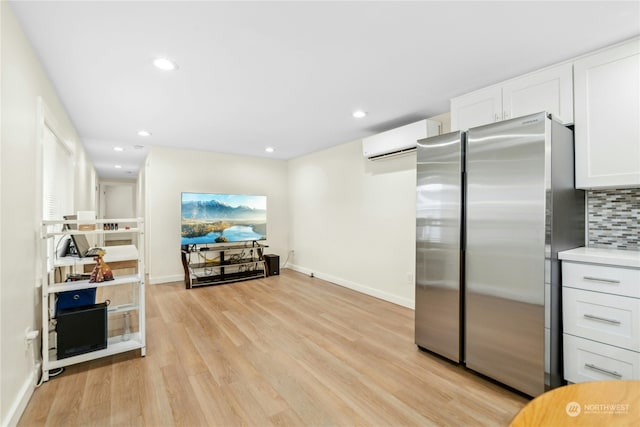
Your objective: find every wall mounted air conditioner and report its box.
[362,119,441,160]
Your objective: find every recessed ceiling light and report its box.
[137,130,151,137]
[153,58,178,71]
[353,110,367,118]
[113,147,124,152]
[114,165,122,169]
[265,147,275,153]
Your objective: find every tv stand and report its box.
[181,243,267,289]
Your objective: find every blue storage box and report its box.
[56,288,96,315]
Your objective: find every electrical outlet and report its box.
[407,272,413,285]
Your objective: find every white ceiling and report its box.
[9,1,640,179]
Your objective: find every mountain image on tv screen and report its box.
[181,193,267,245]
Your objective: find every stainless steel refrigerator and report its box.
[416,112,584,396]
[415,131,465,363]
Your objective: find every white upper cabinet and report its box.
[574,38,640,189]
[451,63,573,131]
[502,63,573,123]
[450,86,501,131]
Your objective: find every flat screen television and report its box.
[181,192,267,245]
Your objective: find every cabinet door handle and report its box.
[583,314,621,325]
[494,113,500,122]
[584,363,622,378]
[583,276,620,284]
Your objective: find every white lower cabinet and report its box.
[564,335,640,383]
[560,248,640,383]
[563,287,640,351]
[562,262,640,298]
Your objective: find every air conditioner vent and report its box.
[363,119,440,161]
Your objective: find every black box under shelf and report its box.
[56,302,107,359]
[263,254,279,276]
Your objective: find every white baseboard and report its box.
[149,274,184,285]
[3,372,35,427]
[287,264,414,309]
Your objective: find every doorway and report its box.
[98,182,136,246]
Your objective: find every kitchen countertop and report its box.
[558,247,640,268]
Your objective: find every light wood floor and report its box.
[19,269,527,426]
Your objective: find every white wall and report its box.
[287,141,419,308]
[286,113,450,309]
[145,146,289,284]
[102,183,135,219]
[0,4,96,425]
[74,146,97,212]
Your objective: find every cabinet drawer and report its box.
[564,334,640,383]
[563,288,640,351]
[563,262,640,298]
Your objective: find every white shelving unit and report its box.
[40,217,145,381]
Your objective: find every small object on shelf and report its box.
[66,273,91,281]
[88,250,114,283]
[123,312,131,342]
[77,210,97,231]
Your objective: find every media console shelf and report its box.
[181,243,267,289]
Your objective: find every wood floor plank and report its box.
[188,372,244,426]
[109,357,143,426]
[19,269,527,426]
[163,321,209,377]
[142,316,178,369]
[75,358,113,426]
[240,343,368,426]
[40,364,87,426]
[138,352,176,427]
[160,363,209,426]
[16,373,59,425]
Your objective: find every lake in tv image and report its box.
[181,192,267,245]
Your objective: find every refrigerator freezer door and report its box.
[415,132,463,362]
[465,113,548,396]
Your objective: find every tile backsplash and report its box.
[587,188,640,250]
